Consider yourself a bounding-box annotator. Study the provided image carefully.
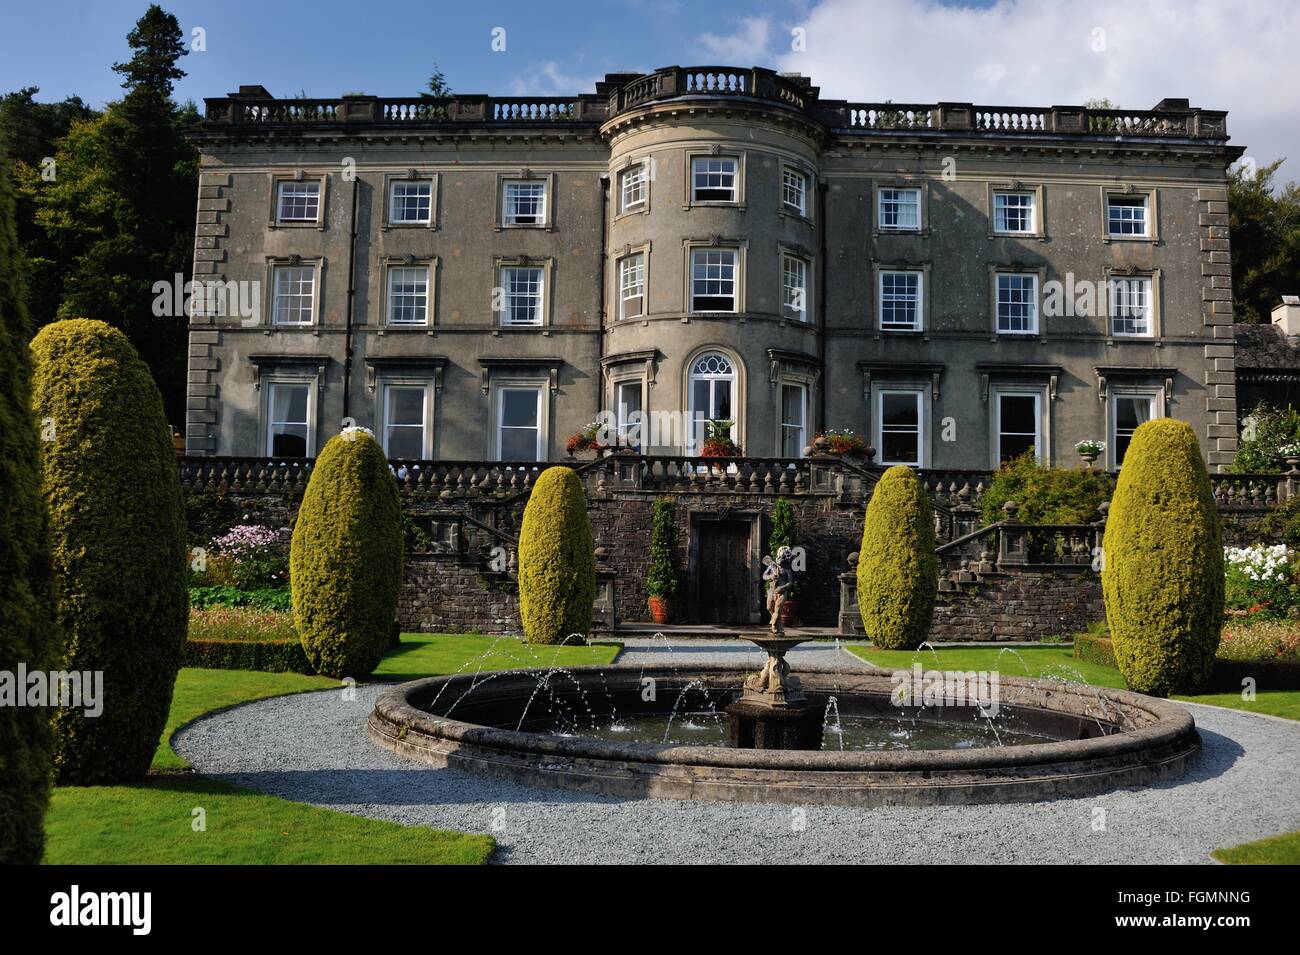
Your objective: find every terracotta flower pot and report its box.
[648,596,672,624]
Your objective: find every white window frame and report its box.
[1106,194,1150,238]
[502,179,548,227]
[499,265,546,327]
[617,252,645,320]
[691,156,739,204]
[781,252,810,323]
[780,381,809,458]
[993,390,1043,467]
[619,162,648,213]
[385,264,431,327]
[613,377,645,448]
[1108,276,1154,337]
[494,382,546,460]
[878,270,923,332]
[993,191,1036,235]
[379,381,433,459]
[387,178,434,226]
[1109,390,1160,469]
[877,187,921,232]
[271,263,318,326]
[875,388,926,467]
[264,379,316,458]
[690,247,739,314]
[687,351,739,454]
[275,179,322,224]
[996,272,1040,335]
[782,166,808,217]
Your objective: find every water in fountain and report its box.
[662,679,708,743]
[822,695,844,751]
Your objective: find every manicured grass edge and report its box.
[1212,830,1300,865]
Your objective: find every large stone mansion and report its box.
[186,66,1243,472]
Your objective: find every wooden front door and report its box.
[694,520,752,624]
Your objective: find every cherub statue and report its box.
[762,545,796,635]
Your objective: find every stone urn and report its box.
[1079,450,1099,469]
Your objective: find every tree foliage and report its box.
[1229,160,1300,325]
[1230,400,1300,473]
[0,151,58,862]
[645,497,681,604]
[980,452,1112,525]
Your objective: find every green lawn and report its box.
[1213,830,1300,865]
[374,631,622,681]
[46,777,494,865]
[45,632,620,865]
[846,644,1300,721]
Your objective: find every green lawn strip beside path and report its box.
[845,644,1300,721]
[45,777,494,864]
[373,632,622,682]
[43,632,622,865]
[1212,831,1300,865]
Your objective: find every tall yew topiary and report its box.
[0,154,59,861]
[290,430,404,678]
[1102,418,1223,695]
[518,466,595,645]
[31,318,188,784]
[645,497,681,610]
[857,466,938,650]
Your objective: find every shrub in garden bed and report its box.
[1224,544,1300,619]
[518,466,595,644]
[189,585,292,613]
[857,466,937,650]
[185,607,313,673]
[981,452,1112,526]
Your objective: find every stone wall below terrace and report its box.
[931,571,1105,642]
[400,559,520,635]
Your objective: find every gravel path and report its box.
[173,642,1300,864]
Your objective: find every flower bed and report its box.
[185,606,312,673]
[1225,543,1300,619]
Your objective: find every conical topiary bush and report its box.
[517,466,595,644]
[857,465,938,650]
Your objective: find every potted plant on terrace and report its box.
[701,419,741,457]
[645,497,680,624]
[1075,439,1105,469]
[811,428,873,461]
[769,497,800,625]
[566,420,608,459]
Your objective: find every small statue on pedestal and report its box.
[762,545,796,635]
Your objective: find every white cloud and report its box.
[755,0,1300,181]
[697,19,773,64]
[509,62,605,97]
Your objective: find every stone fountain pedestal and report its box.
[725,633,823,750]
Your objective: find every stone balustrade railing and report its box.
[201,72,1229,143]
[179,455,1300,512]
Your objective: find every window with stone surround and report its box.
[1108,276,1153,336]
[265,381,314,457]
[782,167,808,216]
[691,156,738,203]
[503,180,547,226]
[1107,194,1149,237]
[994,192,1036,234]
[620,163,647,212]
[618,253,645,320]
[386,265,430,326]
[878,270,923,331]
[690,248,738,313]
[996,273,1039,335]
[272,265,316,325]
[389,180,433,225]
[275,180,320,224]
[499,266,545,326]
[381,383,430,459]
[782,252,809,322]
[876,388,924,466]
[878,188,921,231]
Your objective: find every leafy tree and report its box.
[426,66,452,98]
[20,5,198,426]
[0,151,59,863]
[1229,160,1300,324]
[112,3,189,97]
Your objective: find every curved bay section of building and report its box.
[602,96,824,457]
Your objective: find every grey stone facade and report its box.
[188,67,1243,470]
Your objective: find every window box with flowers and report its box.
[811,429,874,461]
[566,420,610,458]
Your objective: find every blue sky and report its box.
[2,0,1297,179]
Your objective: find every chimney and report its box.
[1272,296,1300,337]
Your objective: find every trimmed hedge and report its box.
[857,466,938,650]
[1073,632,1117,669]
[32,319,189,784]
[1101,419,1224,696]
[182,639,314,674]
[1075,631,1300,692]
[518,466,595,645]
[290,431,403,678]
[0,155,58,863]
[645,497,680,606]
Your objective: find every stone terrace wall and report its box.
[931,571,1105,642]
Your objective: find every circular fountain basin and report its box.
[367,663,1200,806]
